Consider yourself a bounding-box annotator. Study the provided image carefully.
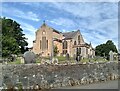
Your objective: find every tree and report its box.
[53,45,59,56]
[95,40,118,60]
[1,17,28,57]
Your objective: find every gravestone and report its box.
[66,53,70,61]
[76,55,81,62]
[52,58,58,64]
[109,50,113,61]
[78,55,81,62]
[23,51,36,64]
[73,54,77,63]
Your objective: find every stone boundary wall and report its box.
[1,62,119,89]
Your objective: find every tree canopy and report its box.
[54,45,59,56]
[95,40,118,60]
[1,17,28,57]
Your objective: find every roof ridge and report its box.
[62,30,78,33]
[40,22,61,34]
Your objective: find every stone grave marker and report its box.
[66,53,70,61]
[109,50,113,61]
[52,58,58,64]
[23,51,36,64]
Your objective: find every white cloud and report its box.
[2,6,40,21]
[18,21,36,47]
[24,33,35,48]
[1,0,119,2]
[49,17,75,28]
[2,2,118,49]
[20,22,37,33]
[49,2,118,49]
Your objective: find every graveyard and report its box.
[0,50,119,90]
[5,50,116,65]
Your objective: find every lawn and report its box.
[7,56,109,64]
[8,58,22,64]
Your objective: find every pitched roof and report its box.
[62,30,79,40]
[52,28,61,34]
[41,22,61,34]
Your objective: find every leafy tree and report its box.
[95,40,118,60]
[53,45,59,56]
[1,17,28,57]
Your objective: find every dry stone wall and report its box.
[1,62,119,89]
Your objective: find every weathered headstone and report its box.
[76,55,81,62]
[23,51,36,64]
[78,55,81,62]
[73,54,77,63]
[52,58,58,64]
[109,50,113,61]
[66,53,70,61]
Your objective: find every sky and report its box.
[1,2,118,50]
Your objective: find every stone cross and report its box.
[23,51,36,64]
[109,50,113,61]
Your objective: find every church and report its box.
[32,22,95,58]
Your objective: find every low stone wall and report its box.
[1,62,119,89]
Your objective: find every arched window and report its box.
[74,41,77,45]
[42,30,46,35]
[63,41,67,49]
[42,37,46,50]
[78,35,80,44]
[62,41,67,54]
[79,48,81,54]
[46,40,48,49]
[40,40,41,49]
[86,48,88,54]
[76,48,81,55]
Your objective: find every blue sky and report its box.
[1,2,118,49]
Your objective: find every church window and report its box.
[79,48,81,54]
[42,30,46,35]
[40,40,41,49]
[63,41,67,49]
[86,48,88,54]
[78,35,80,44]
[42,37,46,50]
[46,40,48,49]
[74,41,77,45]
[62,41,67,54]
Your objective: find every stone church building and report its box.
[32,22,95,58]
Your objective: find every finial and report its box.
[90,41,91,45]
[43,20,46,26]
[43,20,45,24]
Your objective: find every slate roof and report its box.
[62,30,79,40]
[52,28,61,34]
[42,23,61,34]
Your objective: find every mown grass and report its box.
[7,56,109,64]
[81,57,109,63]
[8,58,22,64]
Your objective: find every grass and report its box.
[7,56,109,64]
[81,57,109,63]
[56,56,66,61]
[8,58,22,64]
